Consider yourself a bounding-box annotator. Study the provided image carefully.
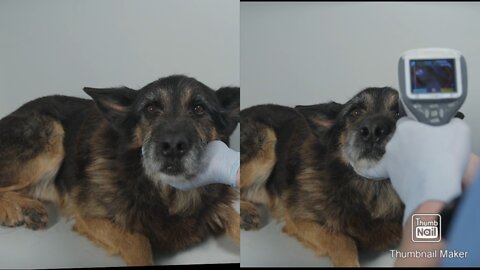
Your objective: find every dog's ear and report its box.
[83,86,137,128]
[295,102,343,137]
[215,86,240,134]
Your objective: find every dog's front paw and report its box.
[0,196,48,230]
[240,207,260,230]
[22,205,48,230]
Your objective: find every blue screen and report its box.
[410,59,456,94]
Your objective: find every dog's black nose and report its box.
[159,133,191,158]
[359,119,392,143]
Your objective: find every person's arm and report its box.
[397,151,479,267]
[463,153,480,188]
[442,171,480,266]
[397,153,479,267]
[354,117,472,267]
[395,201,446,267]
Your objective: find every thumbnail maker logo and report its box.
[412,214,441,242]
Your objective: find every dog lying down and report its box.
[240,86,464,266]
[240,87,463,266]
[0,75,240,266]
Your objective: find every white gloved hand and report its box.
[168,140,239,191]
[357,117,471,224]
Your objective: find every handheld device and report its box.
[398,48,467,125]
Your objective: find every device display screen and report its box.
[410,59,456,94]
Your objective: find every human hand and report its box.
[355,117,471,223]
[168,140,240,191]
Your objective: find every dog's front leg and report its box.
[283,212,359,267]
[73,216,153,266]
[223,205,240,246]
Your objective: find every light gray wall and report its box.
[241,2,480,153]
[0,1,239,267]
[0,0,239,150]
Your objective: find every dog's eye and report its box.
[350,109,363,118]
[394,111,400,118]
[192,104,205,116]
[146,104,161,114]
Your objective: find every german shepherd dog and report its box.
[0,75,240,265]
[240,87,405,267]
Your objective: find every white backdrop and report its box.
[0,0,239,267]
[241,2,480,153]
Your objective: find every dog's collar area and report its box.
[164,179,197,191]
[350,163,388,181]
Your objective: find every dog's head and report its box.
[296,87,400,174]
[336,87,400,172]
[84,75,239,187]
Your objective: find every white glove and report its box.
[168,140,240,191]
[356,117,471,224]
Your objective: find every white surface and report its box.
[240,211,395,267]
[241,2,480,154]
[0,203,239,268]
[0,0,239,267]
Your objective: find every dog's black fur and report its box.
[240,87,404,266]
[0,75,240,265]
